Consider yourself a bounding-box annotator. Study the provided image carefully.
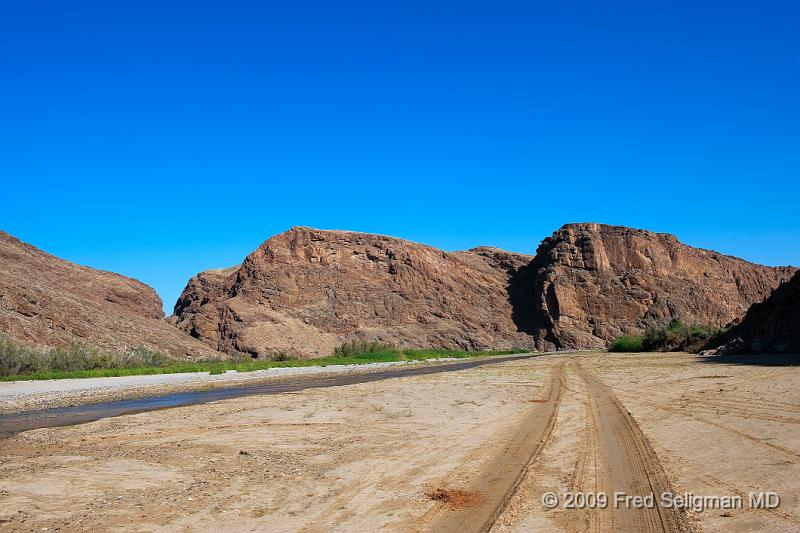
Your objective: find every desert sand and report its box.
[0,353,798,532]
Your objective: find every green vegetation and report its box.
[608,319,726,353]
[0,336,174,380]
[608,335,645,352]
[0,334,529,382]
[333,340,397,357]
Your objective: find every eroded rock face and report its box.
[531,223,797,350]
[170,227,535,357]
[715,271,800,354]
[0,231,222,358]
[170,224,796,357]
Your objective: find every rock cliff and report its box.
[530,223,796,350]
[170,227,535,357]
[713,271,800,354]
[170,223,797,357]
[0,230,222,358]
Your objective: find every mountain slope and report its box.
[530,223,797,349]
[0,230,222,359]
[715,271,800,354]
[170,227,535,357]
[170,224,796,357]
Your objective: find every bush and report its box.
[608,319,726,353]
[115,346,172,368]
[333,340,398,357]
[0,335,174,377]
[608,335,645,352]
[0,334,44,376]
[45,343,112,372]
[269,352,296,362]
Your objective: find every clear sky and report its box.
[2,1,798,315]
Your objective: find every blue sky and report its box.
[2,1,798,314]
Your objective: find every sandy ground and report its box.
[493,353,800,532]
[0,352,798,532]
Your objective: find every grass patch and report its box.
[608,319,726,353]
[0,334,530,381]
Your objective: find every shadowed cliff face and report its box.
[714,271,800,354]
[0,231,223,359]
[170,228,536,358]
[529,223,797,350]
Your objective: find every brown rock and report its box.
[530,223,797,350]
[0,230,222,359]
[170,227,535,357]
[714,271,800,354]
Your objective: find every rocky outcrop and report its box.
[170,227,535,357]
[170,224,796,357]
[0,230,222,358]
[713,271,800,354]
[531,223,797,350]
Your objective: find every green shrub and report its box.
[115,346,171,367]
[45,343,113,372]
[333,340,398,357]
[269,352,297,362]
[0,334,44,376]
[0,335,176,376]
[608,335,646,352]
[609,319,726,353]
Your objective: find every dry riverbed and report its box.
[0,357,481,415]
[0,352,798,532]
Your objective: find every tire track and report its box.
[613,388,800,461]
[573,363,691,533]
[422,362,565,533]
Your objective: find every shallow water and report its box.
[0,354,537,437]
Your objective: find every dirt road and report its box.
[422,362,564,532]
[423,361,689,533]
[572,363,688,532]
[1,353,797,532]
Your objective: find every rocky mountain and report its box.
[170,227,535,357]
[171,224,796,357]
[8,222,788,360]
[530,223,797,350]
[712,271,800,354]
[0,230,222,358]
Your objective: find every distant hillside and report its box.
[3,223,793,359]
[0,230,223,359]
